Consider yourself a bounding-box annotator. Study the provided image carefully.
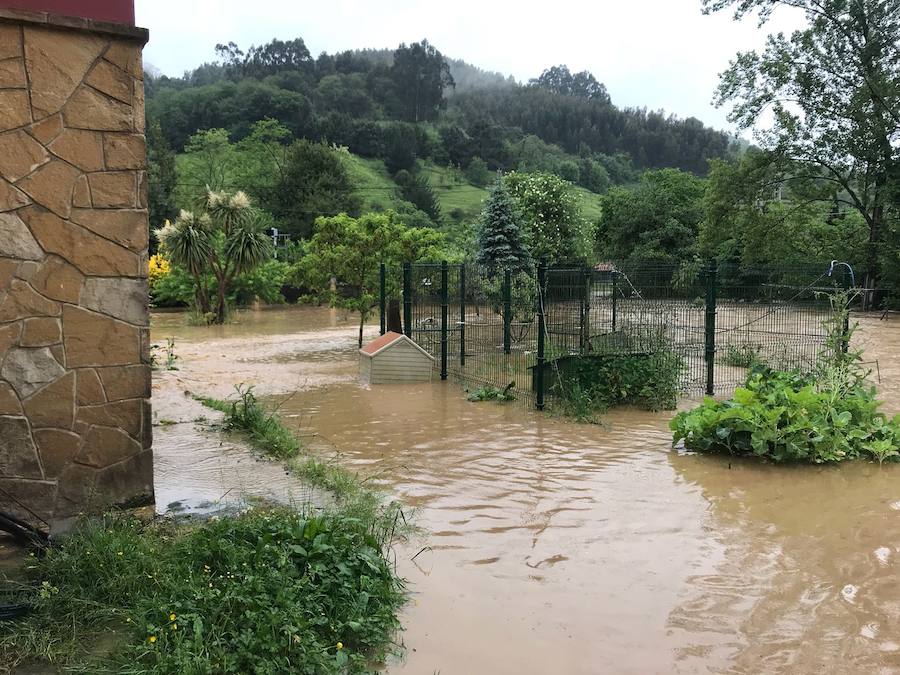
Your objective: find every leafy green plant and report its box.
[720,343,762,368]
[467,382,516,402]
[671,292,900,464]
[150,337,179,371]
[0,508,405,674]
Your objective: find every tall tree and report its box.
[147,120,178,237]
[390,40,455,122]
[706,0,900,287]
[298,211,444,346]
[476,178,531,277]
[529,65,610,103]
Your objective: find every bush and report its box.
[229,260,290,305]
[0,508,405,674]
[670,367,900,464]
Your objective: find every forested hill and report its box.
[146,37,735,182]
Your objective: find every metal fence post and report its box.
[379,262,386,336]
[503,268,512,355]
[841,268,851,354]
[440,261,448,380]
[536,263,547,411]
[580,267,590,353]
[459,264,466,366]
[704,259,717,396]
[611,270,618,333]
[402,262,412,338]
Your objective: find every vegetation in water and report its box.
[720,343,763,369]
[0,508,405,674]
[671,292,900,464]
[552,350,684,418]
[467,382,517,402]
[150,337,179,371]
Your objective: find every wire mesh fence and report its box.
[381,260,854,410]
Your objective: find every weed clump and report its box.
[0,508,405,674]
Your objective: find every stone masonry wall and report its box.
[0,13,153,529]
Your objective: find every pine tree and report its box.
[476,178,531,278]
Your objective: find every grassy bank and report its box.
[0,388,408,674]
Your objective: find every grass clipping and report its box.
[0,387,407,674]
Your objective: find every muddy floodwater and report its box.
[151,306,900,674]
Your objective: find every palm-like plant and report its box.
[156,190,273,324]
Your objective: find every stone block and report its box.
[87,171,136,208]
[1,346,65,398]
[132,82,145,133]
[72,175,91,208]
[0,129,49,183]
[23,370,74,429]
[22,206,141,277]
[23,26,105,118]
[21,317,61,347]
[0,58,26,88]
[0,24,22,61]
[55,462,97,511]
[104,42,142,80]
[0,478,57,526]
[98,365,150,402]
[0,415,42,478]
[76,398,142,438]
[0,90,31,131]
[63,305,141,367]
[75,424,140,467]
[14,261,39,281]
[81,277,146,324]
[30,255,83,303]
[95,449,153,507]
[16,160,81,218]
[70,208,148,251]
[48,129,104,172]
[64,85,132,132]
[28,113,62,145]
[0,321,21,354]
[0,212,43,259]
[0,382,21,415]
[0,279,60,321]
[86,59,131,104]
[103,133,145,170]
[75,368,105,405]
[0,178,30,212]
[33,428,80,478]
[0,258,18,291]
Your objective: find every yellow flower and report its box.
[171,623,178,631]
[169,613,176,622]
[117,551,123,556]
[336,642,343,650]
[148,636,157,644]
[126,618,132,623]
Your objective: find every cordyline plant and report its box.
[156,190,273,324]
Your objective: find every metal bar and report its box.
[704,259,717,396]
[580,267,589,353]
[459,263,466,366]
[440,260,448,380]
[536,263,546,411]
[611,271,618,332]
[379,262,386,335]
[503,268,512,355]
[402,262,412,338]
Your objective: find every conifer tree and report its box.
[476,178,531,278]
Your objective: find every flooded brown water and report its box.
[151,306,900,674]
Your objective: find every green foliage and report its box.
[553,351,684,414]
[475,179,531,278]
[463,156,491,187]
[147,121,178,237]
[598,168,705,262]
[149,263,196,308]
[157,190,274,323]
[706,0,899,286]
[150,337,179,371]
[202,385,300,459]
[504,171,591,264]
[296,211,444,346]
[230,260,290,305]
[394,169,442,223]
[0,508,405,674]
[388,40,454,122]
[671,292,900,464]
[720,343,762,369]
[467,382,516,402]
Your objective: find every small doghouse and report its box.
[359,331,434,384]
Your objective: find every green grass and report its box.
[340,154,407,214]
[0,508,405,674]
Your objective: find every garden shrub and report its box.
[0,508,405,674]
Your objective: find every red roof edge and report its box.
[360,331,405,355]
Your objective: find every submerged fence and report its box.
[379,260,855,410]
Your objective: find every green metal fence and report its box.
[382,260,852,410]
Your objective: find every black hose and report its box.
[0,511,51,620]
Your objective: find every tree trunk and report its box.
[358,314,365,348]
[387,298,402,334]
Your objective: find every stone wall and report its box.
[0,10,152,529]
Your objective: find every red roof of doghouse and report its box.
[359,331,434,359]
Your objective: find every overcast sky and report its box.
[136,0,803,133]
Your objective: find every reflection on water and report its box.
[152,306,900,674]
